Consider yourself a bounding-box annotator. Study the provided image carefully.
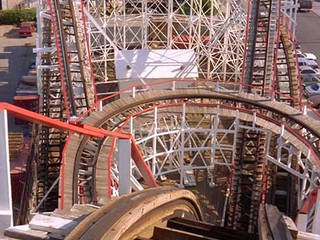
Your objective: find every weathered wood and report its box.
[265,204,293,240]
[29,214,78,235]
[4,225,47,240]
[283,215,298,239]
[258,205,273,240]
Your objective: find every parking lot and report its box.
[0,25,36,131]
[296,3,320,109]
[296,7,320,63]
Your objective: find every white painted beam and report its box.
[118,139,132,195]
[0,110,13,230]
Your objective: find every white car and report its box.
[300,66,320,86]
[296,50,317,61]
[305,83,320,97]
[300,65,319,75]
[298,57,319,69]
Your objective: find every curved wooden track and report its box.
[66,187,202,240]
[62,89,320,209]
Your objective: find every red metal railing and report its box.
[60,131,71,209]
[0,102,157,209]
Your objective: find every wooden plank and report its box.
[29,214,78,235]
[283,215,298,239]
[4,225,47,240]
[265,204,293,240]
[258,204,273,240]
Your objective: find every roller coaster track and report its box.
[37,1,66,211]
[66,187,203,240]
[32,0,320,236]
[36,0,94,211]
[62,88,320,222]
[5,187,296,239]
[231,0,302,232]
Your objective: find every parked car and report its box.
[296,51,317,61]
[19,22,34,37]
[300,66,320,86]
[298,57,319,70]
[300,65,320,75]
[305,83,320,98]
[298,0,312,10]
[302,75,320,87]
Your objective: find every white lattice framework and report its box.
[105,103,320,210]
[83,0,247,93]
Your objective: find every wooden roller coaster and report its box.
[6,0,320,239]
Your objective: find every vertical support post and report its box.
[167,0,173,48]
[36,0,42,96]
[179,103,186,187]
[222,0,231,82]
[152,107,158,175]
[99,100,103,111]
[210,114,219,167]
[231,113,239,166]
[118,139,132,195]
[312,190,320,234]
[0,110,13,229]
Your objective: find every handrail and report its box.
[0,102,128,139]
[0,102,157,208]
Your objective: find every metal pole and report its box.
[152,107,158,175]
[33,177,60,213]
[118,139,132,195]
[179,103,186,187]
[0,110,13,229]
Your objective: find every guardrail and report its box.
[0,102,157,210]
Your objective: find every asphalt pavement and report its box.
[296,1,320,64]
[0,25,36,131]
